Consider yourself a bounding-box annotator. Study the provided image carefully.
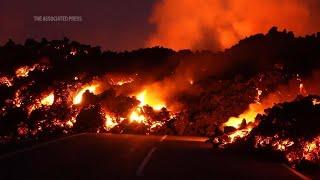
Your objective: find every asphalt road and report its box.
[0,133,311,180]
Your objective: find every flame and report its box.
[224,106,260,128]
[73,84,98,104]
[136,90,165,110]
[129,107,146,123]
[40,93,54,106]
[128,89,167,123]
[105,114,118,131]
[221,90,284,146]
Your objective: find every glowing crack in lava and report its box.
[73,84,99,105]
[40,93,54,106]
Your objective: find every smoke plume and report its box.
[147,0,320,51]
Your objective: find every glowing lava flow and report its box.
[15,64,48,78]
[220,91,267,145]
[15,65,36,78]
[224,108,258,129]
[73,85,98,104]
[129,107,146,123]
[224,88,265,129]
[105,114,118,131]
[129,90,166,123]
[40,93,54,106]
[220,81,307,147]
[136,90,165,110]
[219,98,270,146]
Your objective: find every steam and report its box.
[147,0,320,51]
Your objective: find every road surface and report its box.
[0,133,311,179]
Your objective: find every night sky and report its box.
[1,0,319,51]
[0,0,156,51]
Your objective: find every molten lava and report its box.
[40,93,54,106]
[136,90,165,111]
[15,64,48,78]
[105,114,118,131]
[0,76,13,87]
[128,89,169,127]
[129,89,166,123]
[73,84,99,104]
[224,88,265,128]
[302,136,320,162]
[255,134,320,167]
[129,107,146,123]
[15,65,36,78]
[224,109,258,129]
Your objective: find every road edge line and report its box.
[0,133,86,160]
[281,164,311,180]
[136,147,157,176]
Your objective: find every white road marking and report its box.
[282,164,311,180]
[136,147,157,176]
[136,135,167,176]
[0,133,85,160]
